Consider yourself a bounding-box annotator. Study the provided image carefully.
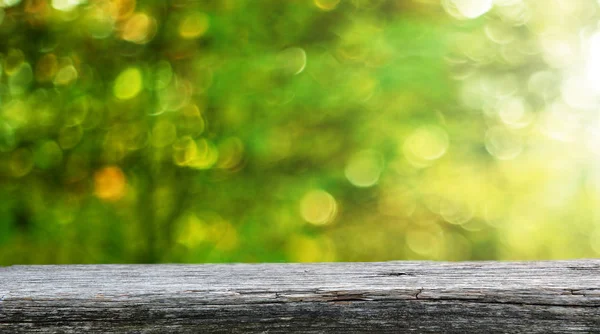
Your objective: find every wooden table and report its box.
[2,261,600,333]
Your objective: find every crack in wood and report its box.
[567,266,600,271]
[323,293,371,302]
[381,272,414,277]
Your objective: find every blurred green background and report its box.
[1,0,599,264]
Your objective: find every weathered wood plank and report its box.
[1,261,600,333]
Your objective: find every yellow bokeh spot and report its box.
[188,138,219,169]
[287,235,336,262]
[211,219,239,252]
[172,136,197,166]
[440,199,473,225]
[403,125,449,167]
[406,227,443,257]
[109,0,136,21]
[51,0,85,11]
[314,0,340,11]
[216,137,244,170]
[300,189,337,225]
[442,0,493,20]
[53,65,78,86]
[176,213,238,251]
[121,13,156,44]
[85,7,115,39]
[113,67,142,100]
[345,150,384,187]
[178,103,205,137]
[179,12,209,39]
[3,99,28,127]
[177,213,207,248]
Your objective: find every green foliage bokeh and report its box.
[1,0,599,264]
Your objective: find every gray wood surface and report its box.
[1,260,600,333]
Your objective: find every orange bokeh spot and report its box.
[94,166,126,201]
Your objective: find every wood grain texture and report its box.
[1,261,600,333]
